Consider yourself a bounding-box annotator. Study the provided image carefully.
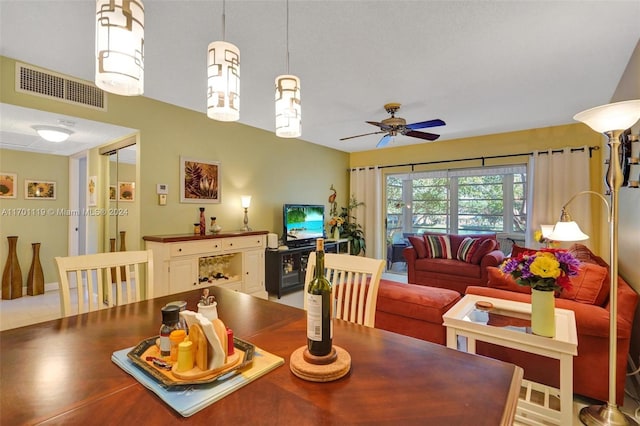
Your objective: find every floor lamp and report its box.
[548,99,640,426]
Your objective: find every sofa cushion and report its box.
[408,236,428,259]
[559,262,609,306]
[486,266,531,294]
[510,243,536,257]
[471,239,498,265]
[416,258,482,278]
[376,280,461,324]
[424,234,452,259]
[456,237,481,263]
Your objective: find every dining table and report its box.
[0,286,523,425]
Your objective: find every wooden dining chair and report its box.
[54,250,154,317]
[304,252,385,327]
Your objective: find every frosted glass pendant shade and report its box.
[95,0,144,96]
[275,74,301,138]
[207,41,240,122]
[574,100,640,133]
[548,221,589,242]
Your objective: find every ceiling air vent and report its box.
[16,62,107,111]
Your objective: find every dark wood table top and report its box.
[0,287,522,425]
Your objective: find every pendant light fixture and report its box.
[275,0,301,138]
[95,0,144,96]
[207,0,240,122]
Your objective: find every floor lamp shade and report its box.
[95,0,144,96]
[275,74,301,138]
[207,41,240,122]
[574,100,640,133]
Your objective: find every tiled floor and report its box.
[2,272,639,424]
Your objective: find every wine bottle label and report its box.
[307,293,323,341]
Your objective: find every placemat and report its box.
[112,345,284,417]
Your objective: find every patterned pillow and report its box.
[424,234,452,259]
[456,237,480,263]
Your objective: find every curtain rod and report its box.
[350,145,600,171]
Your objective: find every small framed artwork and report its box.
[88,176,97,206]
[0,173,17,198]
[180,156,221,203]
[109,185,117,201]
[118,182,135,202]
[25,180,56,200]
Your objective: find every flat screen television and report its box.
[283,204,325,247]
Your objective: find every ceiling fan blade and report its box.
[405,119,446,130]
[340,130,386,141]
[376,134,392,148]
[366,121,392,131]
[405,130,440,141]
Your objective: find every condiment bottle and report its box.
[177,340,194,372]
[159,305,182,358]
[169,329,187,362]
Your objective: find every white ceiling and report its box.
[1,0,639,155]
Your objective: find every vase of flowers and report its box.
[500,249,580,337]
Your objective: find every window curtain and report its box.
[350,167,383,259]
[528,147,591,247]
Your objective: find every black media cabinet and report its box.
[265,242,337,298]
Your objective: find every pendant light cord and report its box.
[285,0,290,73]
[222,0,226,41]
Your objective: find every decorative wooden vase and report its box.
[2,236,22,299]
[531,289,555,337]
[119,231,127,277]
[110,238,117,283]
[199,208,206,236]
[26,242,44,296]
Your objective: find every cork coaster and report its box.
[289,345,351,382]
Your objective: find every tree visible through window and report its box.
[386,165,527,242]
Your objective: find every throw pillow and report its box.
[424,234,452,259]
[408,236,428,259]
[486,266,531,294]
[510,243,536,258]
[568,243,609,268]
[558,262,609,306]
[456,237,480,263]
[470,238,498,264]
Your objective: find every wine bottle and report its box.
[307,238,333,356]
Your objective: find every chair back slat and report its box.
[55,249,154,317]
[304,252,385,328]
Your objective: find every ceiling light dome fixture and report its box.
[207,0,240,122]
[275,0,301,138]
[95,0,144,96]
[32,125,74,142]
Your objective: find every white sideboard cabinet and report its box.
[143,231,268,299]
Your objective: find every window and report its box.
[386,165,527,241]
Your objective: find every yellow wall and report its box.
[0,55,350,286]
[0,149,69,283]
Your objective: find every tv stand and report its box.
[265,241,337,298]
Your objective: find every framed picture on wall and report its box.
[0,173,17,198]
[25,180,56,200]
[88,176,97,206]
[180,156,221,203]
[109,185,117,201]
[118,182,135,202]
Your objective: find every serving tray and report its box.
[127,336,255,387]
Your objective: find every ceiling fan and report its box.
[340,103,445,148]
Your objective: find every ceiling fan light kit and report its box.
[340,103,445,148]
[95,0,145,96]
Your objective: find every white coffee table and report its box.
[443,294,577,426]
